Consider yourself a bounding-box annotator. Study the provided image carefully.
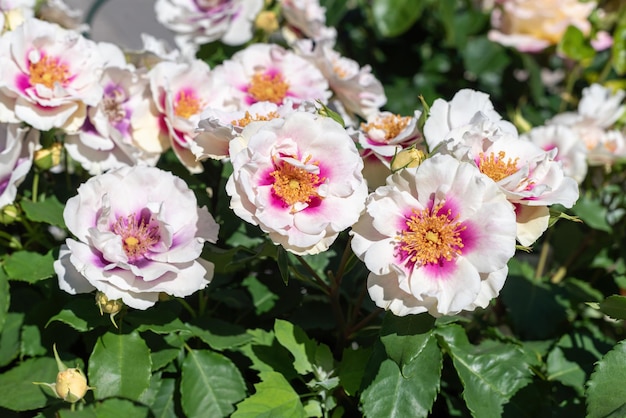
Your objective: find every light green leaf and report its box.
[361,332,442,418]
[181,349,246,418]
[238,329,298,379]
[242,275,278,314]
[586,340,626,418]
[88,331,152,401]
[186,319,253,351]
[558,25,595,61]
[20,195,66,227]
[372,0,426,38]
[3,250,55,283]
[149,377,177,418]
[572,196,611,232]
[436,324,532,418]
[0,267,9,332]
[599,295,626,320]
[0,356,57,411]
[274,319,315,375]
[232,371,306,418]
[612,15,626,75]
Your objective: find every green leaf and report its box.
[274,319,315,375]
[436,324,532,418]
[572,196,611,232]
[242,275,278,314]
[372,0,425,37]
[181,349,246,418]
[88,331,152,401]
[0,267,9,332]
[586,340,626,418]
[339,347,371,396]
[47,297,111,332]
[0,356,57,411]
[612,15,626,75]
[186,318,253,351]
[94,398,150,418]
[232,371,306,418]
[3,250,55,283]
[238,329,298,380]
[20,195,66,227]
[599,295,626,320]
[123,301,186,334]
[558,25,595,61]
[379,313,436,368]
[361,332,442,418]
[149,377,177,418]
[0,312,24,367]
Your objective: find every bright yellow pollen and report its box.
[397,202,466,266]
[270,156,324,212]
[174,91,202,119]
[478,151,519,182]
[124,236,139,248]
[361,114,411,141]
[231,110,280,127]
[112,213,160,261]
[29,55,69,89]
[248,72,290,104]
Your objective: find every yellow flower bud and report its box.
[95,291,123,315]
[0,204,19,224]
[55,368,89,403]
[390,148,426,172]
[255,10,279,34]
[34,142,63,170]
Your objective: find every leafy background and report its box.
[1,0,626,417]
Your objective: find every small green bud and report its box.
[0,204,19,224]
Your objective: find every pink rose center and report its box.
[397,201,466,266]
[477,150,519,182]
[248,72,289,104]
[29,53,69,89]
[111,211,160,262]
[270,155,325,212]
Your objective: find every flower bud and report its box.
[255,10,279,34]
[390,147,425,172]
[0,204,19,224]
[95,291,123,315]
[34,142,62,170]
[55,367,89,403]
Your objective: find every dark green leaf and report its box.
[371,0,425,37]
[150,377,177,418]
[599,295,626,320]
[0,267,9,332]
[436,324,533,418]
[379,313,436,368]
[242,275,278,314]
[47,297,110,332]
[231,371,306,418]
[94,398,150,418]
[586,340,626,418]
[20,195,66,227]
[277,247,290,285]
[338,347,371,396]
[572,196,611,232]
[237,329,298,380]
[0,312,24,367]
[361,332,442,418]
[181,350,246,418]
[0,356,57,411]
[88,331,152,401]
[186,318,253,351]
[3,250,55,283]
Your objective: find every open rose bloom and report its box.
[54,166,220,309]
[226,111,368,255]
[350,154,517,317]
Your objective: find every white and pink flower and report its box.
[54,165,220,310]
[279,0,337,44]
[488,0,596,52]
[226,111,368,255]
[350,154,517,317]
[0,18,104,132]
[154,0,263,56]
[0,123,38,208]
[208,43,332,111]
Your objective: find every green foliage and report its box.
[586,340,626,418]
[3,250,55,283]
[0,357,57,411]
[232,372,306,418]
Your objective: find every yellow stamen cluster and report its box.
[478,151,519,182]
[29,54,69,89]
[270,155,324,212]
[397,202,465,266]
[231,110,280,127]
[174,90,202,119]
[248,72,289,104]
[112,213,160,260]
[361,114,411,142]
